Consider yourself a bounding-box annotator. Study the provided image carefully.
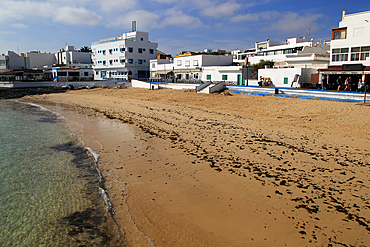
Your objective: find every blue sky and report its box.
[0,0,369,56]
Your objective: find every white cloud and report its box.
[53,7,102,25]
[99,0,137,12]
[11,23,28,28]
[161,9,203,28]
[151,0,178,3]
[231,11,280,22]
[264,12,323,33]
[202,1,240,18]
[107,10,160,30]
[0,1,101,25]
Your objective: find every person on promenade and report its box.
[344,77,351,91]
[358,79,364,92]
[337,76,342,91]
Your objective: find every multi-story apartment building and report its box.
[55,46,92,67]
[320,10,370,90]
[91,30,158,81]
[233,37,330,69]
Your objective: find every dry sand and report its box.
[22,87,370,246]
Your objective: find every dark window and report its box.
[58,72,67,76]
[138,48,143,53]
[84,72,89,76]
[68,72,79,76]
[149,49,154,54]
[128,47,133,53]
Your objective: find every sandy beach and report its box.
[22,87,370,246]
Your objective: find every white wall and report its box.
[25,52,56,69]
[258,68,317,87]
[201,66,243,83]
[7,51,29,70]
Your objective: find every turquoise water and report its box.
[0,100,116,246]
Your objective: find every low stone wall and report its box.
[0,87,68,99]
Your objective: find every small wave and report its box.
[99,187,113,213]
[85,146,99,163]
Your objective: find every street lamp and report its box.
[246,64,249,86]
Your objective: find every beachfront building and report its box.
[320,10,370,90]
[55,46,92,67]
[150,51,251,85]
[0,51,29,71]
[91,28,158,81]
[19,51,56,69]
[51,67,94,82]
[233,37,330,69]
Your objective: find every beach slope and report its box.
[24,87,370,246]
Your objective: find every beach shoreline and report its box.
[21,87,370,246]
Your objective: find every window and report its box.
[120,59,125,63]
[141,38,144,41]
[138,48,143,53]
[138,59,143,64]
[185,60,190,67]
[68,72,79,76]
[177,60,182,66]
[177,74,182,79]
[128,59,133,64]
[193,60,198,66]
[128,47,133,53]
[207,75,211,80]
[275,50,283,55]
[332,28,347,40]
[102,50,106,55]
[257,43,267,50]
[152,63,155,68]
[103,60,106,65]
[332,48,349,62]
[95,71,99,75]
[84,72,89,76]
[222,75,228,81]
[109,49,112,54]
[284,77,288,84]
[149,49,154,54]
[351,46,370,61]
[109,60,113,65]
[120,47,125,52]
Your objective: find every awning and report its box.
[174,69,201,73]
[154,70,173,75]
[320,71,370,75]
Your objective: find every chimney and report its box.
[342,10,347,20]
[132,21,136,32]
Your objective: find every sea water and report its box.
[0,100,116,246]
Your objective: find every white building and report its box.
[52,67,94,82]
[320,10,370,90]
[0,51,29,71]
[92,30,158,81]
[55,46,91,67]
[150,53,251,84]
[233,37,330,69]
[20,51,56,69]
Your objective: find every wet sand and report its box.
[22,87,370,246]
